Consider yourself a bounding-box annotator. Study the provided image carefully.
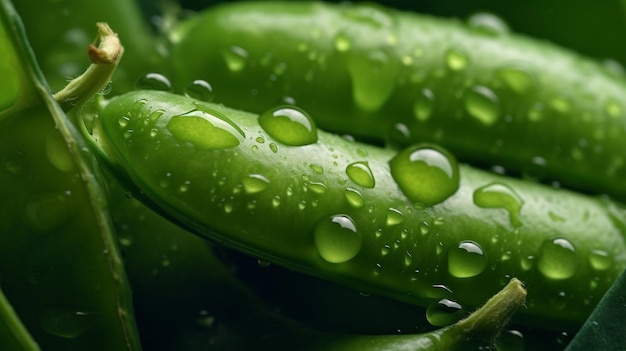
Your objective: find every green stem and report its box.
[53,22,123,111]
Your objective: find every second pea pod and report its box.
[168,1,626,201]
[87,89,626,332]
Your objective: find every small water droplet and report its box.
[223,46,248,72]
[347,51,396,112]
[426,299,464,326]
[467,12,510,35]
[334,33,351,52]
[386,208,405,226]
[344,188,364,208]
[269,143,279,153]
[389,144,460,206]
[381,244,391,256]
[413,88,435,121]
[346,161,375,188]
[445,48,469,71]
[473,182,523,227]
[308,181,328,194]
[537,238,578,280]
[167,107,245,149]
[2,149,26,175]
[259,106,317,146]
[135,72,171,91]
[242,174,270,194]
[605,99,623,118]
[447,240,487,278]
[272,196,281,208]
[464,85,500,125]
[184,80,214,102]
[257,259,271,268]
[314,214,362,263]
[310,164,324,174]
[39,307,96,339]
[588,249,612,271]
[497,67,534,94]
[494,329,525,351]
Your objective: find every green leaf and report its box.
[565,268,626,351]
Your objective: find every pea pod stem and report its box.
[53,22,123,111]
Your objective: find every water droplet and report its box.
[269,143,279,153]
[389,144,460,206]
[494,329,525,351]
[464,85,500,125]
[184,80,214,102]
[537,238,578,280]
[445,48,469,71]
[605,99,623,118]
[447,240,487,278]
[159,172,172,188]
[272,196,281,208]
[386,208,404,226]
[345,161,375,188]
[257,259,271,268]
[22,192,76,233]
[310,164,324,174]
[223,46,248,72]
[520,255,535,271]
[167,107,245,149]
[259,106,317,146]
[588,249,612,271]
[413,88,435,121]
[45,133,74,172]
[344,188,364,208]
[314,214,362,263]
[242,174,270,194]
[334,33,351,52]
[426,299,464,326]
[2,149,26,175]
[346,51,396,112]
[381,244,391,256]
[473,182,523,227]
[467,12,510,35]
[135,72,171,91]
[497,67,534,94]
[118,116,130,128]
[39,307,96,338]
[308,181,328,194]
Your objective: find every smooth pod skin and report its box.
[92,90,626,331]
[170,1,626,200]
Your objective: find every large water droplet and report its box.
[447,240,487,278]
[39,307,96,339]
[386,208,405,226]
[223,46,248,72]
[426,299,464,326]
[167,107,245,149]
[588,249,612,271]
[389,144,460,206]
[345,161,375,188]
[314,214,362,263]
[184,79,214,102]
[473,182,523,227]
[259,106,317,146]
[537,238,578,280]
[242,174,270,194]
[464,85,500,125]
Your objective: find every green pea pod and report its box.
[0,1,140,349]
[87,89,626,331]
[169,1,626,200]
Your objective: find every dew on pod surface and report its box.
[259,106,317,146]
[135,72,171,91]
[464,85,500,125]
[447,240,488,278]
[222,46,248,72]
[497,67,534,94]
[467,12,510,36]
[242,174,270,194]
[344,188,364,208]
[445,48,469,71]
[426,299,464,327]
[346,161,375,188]
[413,88,435,121]
[473,182,523,227]
[389,144,460,206]
[184,79,214,102]
[167,108,245,149]
[314,214,362,263]
[39,307,96,339]
[537,238,578,280]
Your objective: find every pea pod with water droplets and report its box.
[88,89,626,331]
[170,1,626,200]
